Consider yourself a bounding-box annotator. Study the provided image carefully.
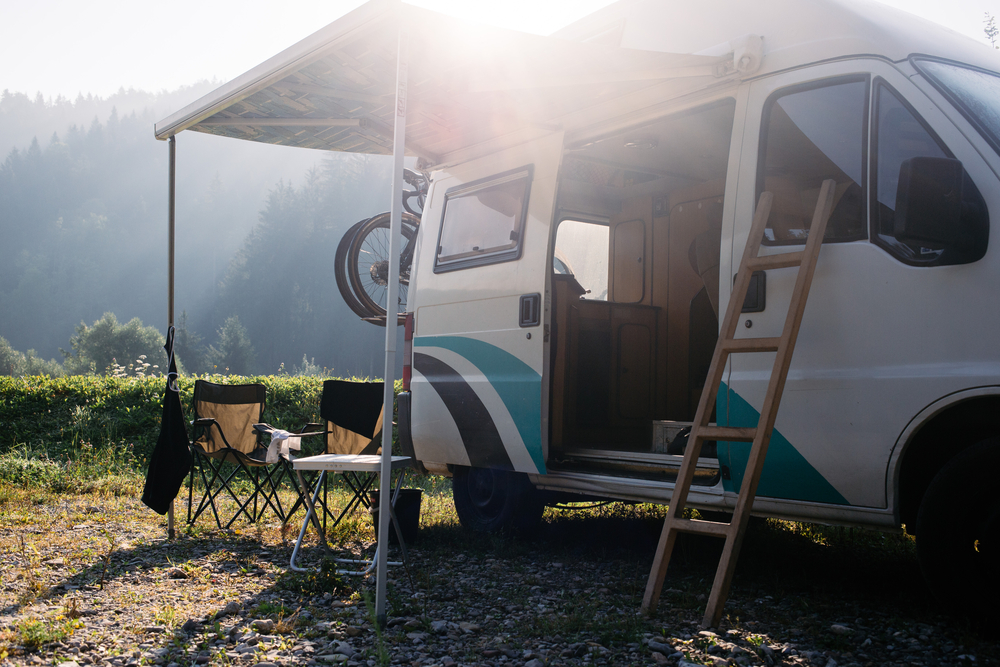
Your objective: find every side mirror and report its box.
[893,157,963,249]
[894,157,988,262]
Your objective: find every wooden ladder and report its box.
[641,179,837,628]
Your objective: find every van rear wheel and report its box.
[452,466,543,535]
[915,438,1000,619]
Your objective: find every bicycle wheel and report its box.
[335,217,376,319]
[347,212,420,319]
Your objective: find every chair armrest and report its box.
[192,417,233,449]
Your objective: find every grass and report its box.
[0,372,990,660]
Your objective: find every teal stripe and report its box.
[717,382,848,505]
[414,336,545,473]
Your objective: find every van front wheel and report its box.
[915,438,1000,618]
[452,466,543,535]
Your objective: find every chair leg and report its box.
[189,455,225,528]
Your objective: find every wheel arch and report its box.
[890,387,1000,533]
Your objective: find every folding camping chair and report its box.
[187,380,287,529]
[282,380,413,573]
[283,380,387,529]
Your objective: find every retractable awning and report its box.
[154,0,729,166]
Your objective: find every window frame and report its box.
[433,165,534,274]
[755,74,871,246]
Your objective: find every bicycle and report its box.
[335,168,427,323]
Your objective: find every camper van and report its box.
[156,0,1000,612]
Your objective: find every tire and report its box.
[452,466,544,535]
[346,212,420,319]
[915,437,1000,618]
[335,217,377,319]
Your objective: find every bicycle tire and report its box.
[347,211,420,319]
[335,217,377,319]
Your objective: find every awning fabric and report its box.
[153,0,727,166]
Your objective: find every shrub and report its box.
[0,337,64,377]
[61,312,167,376]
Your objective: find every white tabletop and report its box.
[292,454,412,472]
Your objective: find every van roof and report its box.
[556,0,1000,77]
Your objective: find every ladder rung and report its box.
[747,251,804,270]
[721,337,781,353]
[669,518,733,538]
[694,426,756,442]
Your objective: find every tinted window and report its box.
[435,167,532,272]
[758,78,868,244]
[872,83,950,262]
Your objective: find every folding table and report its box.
[289,453,412,573]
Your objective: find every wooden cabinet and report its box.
[553,288,658,448]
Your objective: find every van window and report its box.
[434,167,532,273]
[872,82,950,262]
[757,77,868,244]
[914,59,1000,158]
[554,220,609,300]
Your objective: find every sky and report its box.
[2,0,999,102]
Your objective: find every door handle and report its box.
[519,293,541,327]
[738,270,766,313]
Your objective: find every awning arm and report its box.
[375,24,408,628]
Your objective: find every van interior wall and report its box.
[551,185,726,458]
[549,98,736,460]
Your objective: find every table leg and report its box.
[289,470,328,572]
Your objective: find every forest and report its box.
[0,86,402,378]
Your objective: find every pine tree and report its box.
[207,316,256,375]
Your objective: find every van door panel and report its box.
[723,60,1000,510]
[409,132,565,475]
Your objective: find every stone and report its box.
[333,641,354,657]
[220,601,242,617]
[166,568,188,580]
[830,624,851,635]
[57,662,80,667]
[458,622,480,634]
[648,640,672,655]
[430,620,449,634]
[252,619,275,634]
[525,660,544,667]
[181,619,201,633]
[345,626,363,637]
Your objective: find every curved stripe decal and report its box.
[415,336,545,473]
[717,382,849,505]
[412,352,513,470]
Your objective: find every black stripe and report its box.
[413,352,513,470]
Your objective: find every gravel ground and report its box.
[0,491,997,667]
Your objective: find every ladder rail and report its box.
[640,191,774,612]
[641,180,837,626]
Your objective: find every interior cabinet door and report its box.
[612,219,645,303]
[617,322,651,419]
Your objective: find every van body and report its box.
[401,0,1000,537]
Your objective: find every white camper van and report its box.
[156,0,999,612]
[395,1,999,608]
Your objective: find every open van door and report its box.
[408,132,565,477]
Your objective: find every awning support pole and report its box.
[167,135,176,540]
[376,26,408,628]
